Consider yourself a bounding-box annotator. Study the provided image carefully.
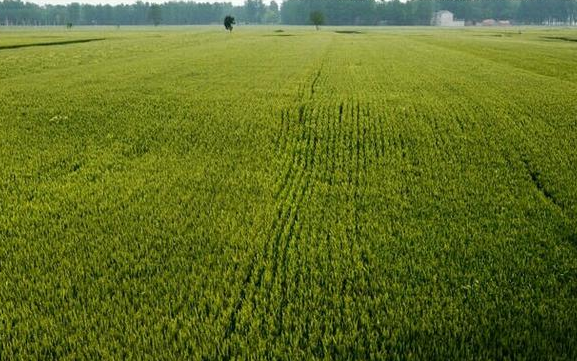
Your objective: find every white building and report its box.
[432,11,465,27]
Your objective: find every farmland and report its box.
[1,26,577,359]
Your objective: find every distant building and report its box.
[479,19,512,26]
[481,19,496,26]
[432,11,465,27]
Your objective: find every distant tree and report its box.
[67,2,80,24]
[148,4,161,26]
[269,0,279,14]
[386,0,407,25]
[409,0,434,25]
[310,10,324,29]
[224,15,235,32]
[264,0,280,23]
[244,0,266,23]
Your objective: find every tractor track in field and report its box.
[350,101,369,266]
[521,156,565,214]
[224,56,377,347]
[273,106,318,334]
[521,158,563,209]
[223,66,324,347]
[519,156,577,248]
[310,65,323,99]
[0,38,105,50]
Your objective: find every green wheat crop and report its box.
[1,26,576,359]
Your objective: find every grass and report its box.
[1,25,577,359]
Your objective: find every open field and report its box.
[1,26,577,359]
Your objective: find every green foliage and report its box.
[224,15,235,32]
[244,0,266,23]
[1,27,577,359]
[309,10,324,30]
[148,4,162,26]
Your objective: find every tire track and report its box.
[521,157,563,209]
[273,102,322,335]
[223,64,326,347]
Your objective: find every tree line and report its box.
[1,0,576,26]
[283,0,577,25]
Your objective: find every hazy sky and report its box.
[28,0,267,6]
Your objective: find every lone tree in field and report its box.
[310,11,324,30]
[224,15,235,32]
